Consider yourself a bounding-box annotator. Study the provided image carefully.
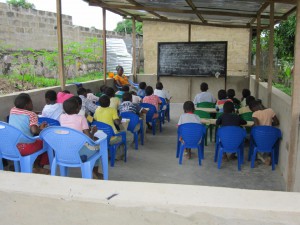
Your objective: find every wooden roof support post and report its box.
[287,0,300,192]
[132,17,137,82]
[188,23,191,42]
[102,8,107,84]
[248,27,253,83]
[267,2,274,108]
[56,0,65,90]
[255,15,261,99]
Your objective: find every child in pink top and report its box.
[57,90,74,103]
[59,96,102,179]
[142,86,162,111]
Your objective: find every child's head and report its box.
[227,89,235,99]
[116,65,124,76]
[130,90,137,96]
[200,82,208,92]
[99,84,107,93]
[122,85,130,92]
[156,82,163,90]
[99,95,110,108]
[242,89,251,98]
[77,87,87,97]
[63,97,80,115]
[139,82,146,90]
[73,96,82,108]
[218,89,227,100]
[62,90,71,94]
[183,101,195,113]
[246,96,255,106]
[105,87,115,98]
[145,86,153,96]
[249,100,262,112]
[223,101,235,113]
[86,89,92,94]
[14,93,33,111]
[45,90,57,104]
[122,92,132,102]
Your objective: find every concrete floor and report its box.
[69,103,285,191]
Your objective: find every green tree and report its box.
[114,19,143,34]
[6,0,35,9]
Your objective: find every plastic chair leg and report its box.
[250,149,257,168]
[237,151,241,171]
[109,147,116,167]
[179,145,185,165]
[51,158,57,176]
[197,147,202,166]
[20,156,34,173]
[14,161,20,172]
[217,149,223,169]
[59,166,68,176]
[134,133,138,150]
[81,162,93,179]
[271,151,275,171]
[0,158,3,170]
[214,143,219,162]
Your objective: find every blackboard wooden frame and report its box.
[157,41,228,77]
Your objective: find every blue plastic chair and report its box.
[0,121,52,173]
[176,123,206,166]
[40,126,108,180]
[214,126,246,171]
[38,117,60,126]
[91,121,127,167]
[128,79,139,89]
[159,97,171,124]
[249,126,282,170]
[120,112,144,150]
[140,103,162,135]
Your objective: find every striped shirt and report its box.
[10,107,38,126]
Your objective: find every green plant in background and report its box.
[114,19,143,35]
[6,0,35,9]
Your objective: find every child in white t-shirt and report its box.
[41,90,63,120]
[178,101,201,159]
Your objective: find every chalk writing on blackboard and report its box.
[157,42,227,77]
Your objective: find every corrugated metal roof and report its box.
[83,0,296,28]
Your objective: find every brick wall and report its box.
[0,2,124,50]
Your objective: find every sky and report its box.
[0,0,123,31]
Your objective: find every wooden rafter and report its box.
[125,0,166,20]
[249,2,270,24]
[185,0,206,23]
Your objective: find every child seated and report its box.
[95,84,107,97]
[227,89,241,109]
[41,90,63,120]
[94,95,120,133]
[178,101,201,159]
[119,92,147,115]
[216,89,233,113]
[57,90,74,103]
[154,82,171,102]
[241,89,251,107]
[86,89,99,103]
[193,82,216,105]
[130,91,142,104]
[137,82,146,98]
[77,87,98,115]
[59,97,102,179]
[105,87,120,110]
[9,93,49,173]
[216,101,247,127]
[142,86,162,129]
[238,96,255,115]
[249,100,279,126]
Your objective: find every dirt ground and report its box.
[0,78,36,95]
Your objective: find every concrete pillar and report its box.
[287,0,300,192]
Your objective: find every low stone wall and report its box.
[249,76,300,191]
[136,74,249,103]
[0,78,114,121]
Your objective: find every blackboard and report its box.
[157,41,227,77]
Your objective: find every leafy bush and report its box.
[7,0,35,9]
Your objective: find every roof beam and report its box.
[185,0,206,23]
[87,3,283,20]
[125,0,166,20]
[142,18,249,29]
[249,2,269,24]
[265,0,296,4]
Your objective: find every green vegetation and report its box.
[252,15,295,96]
[6,0,35,9]
[114,19,143,34]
